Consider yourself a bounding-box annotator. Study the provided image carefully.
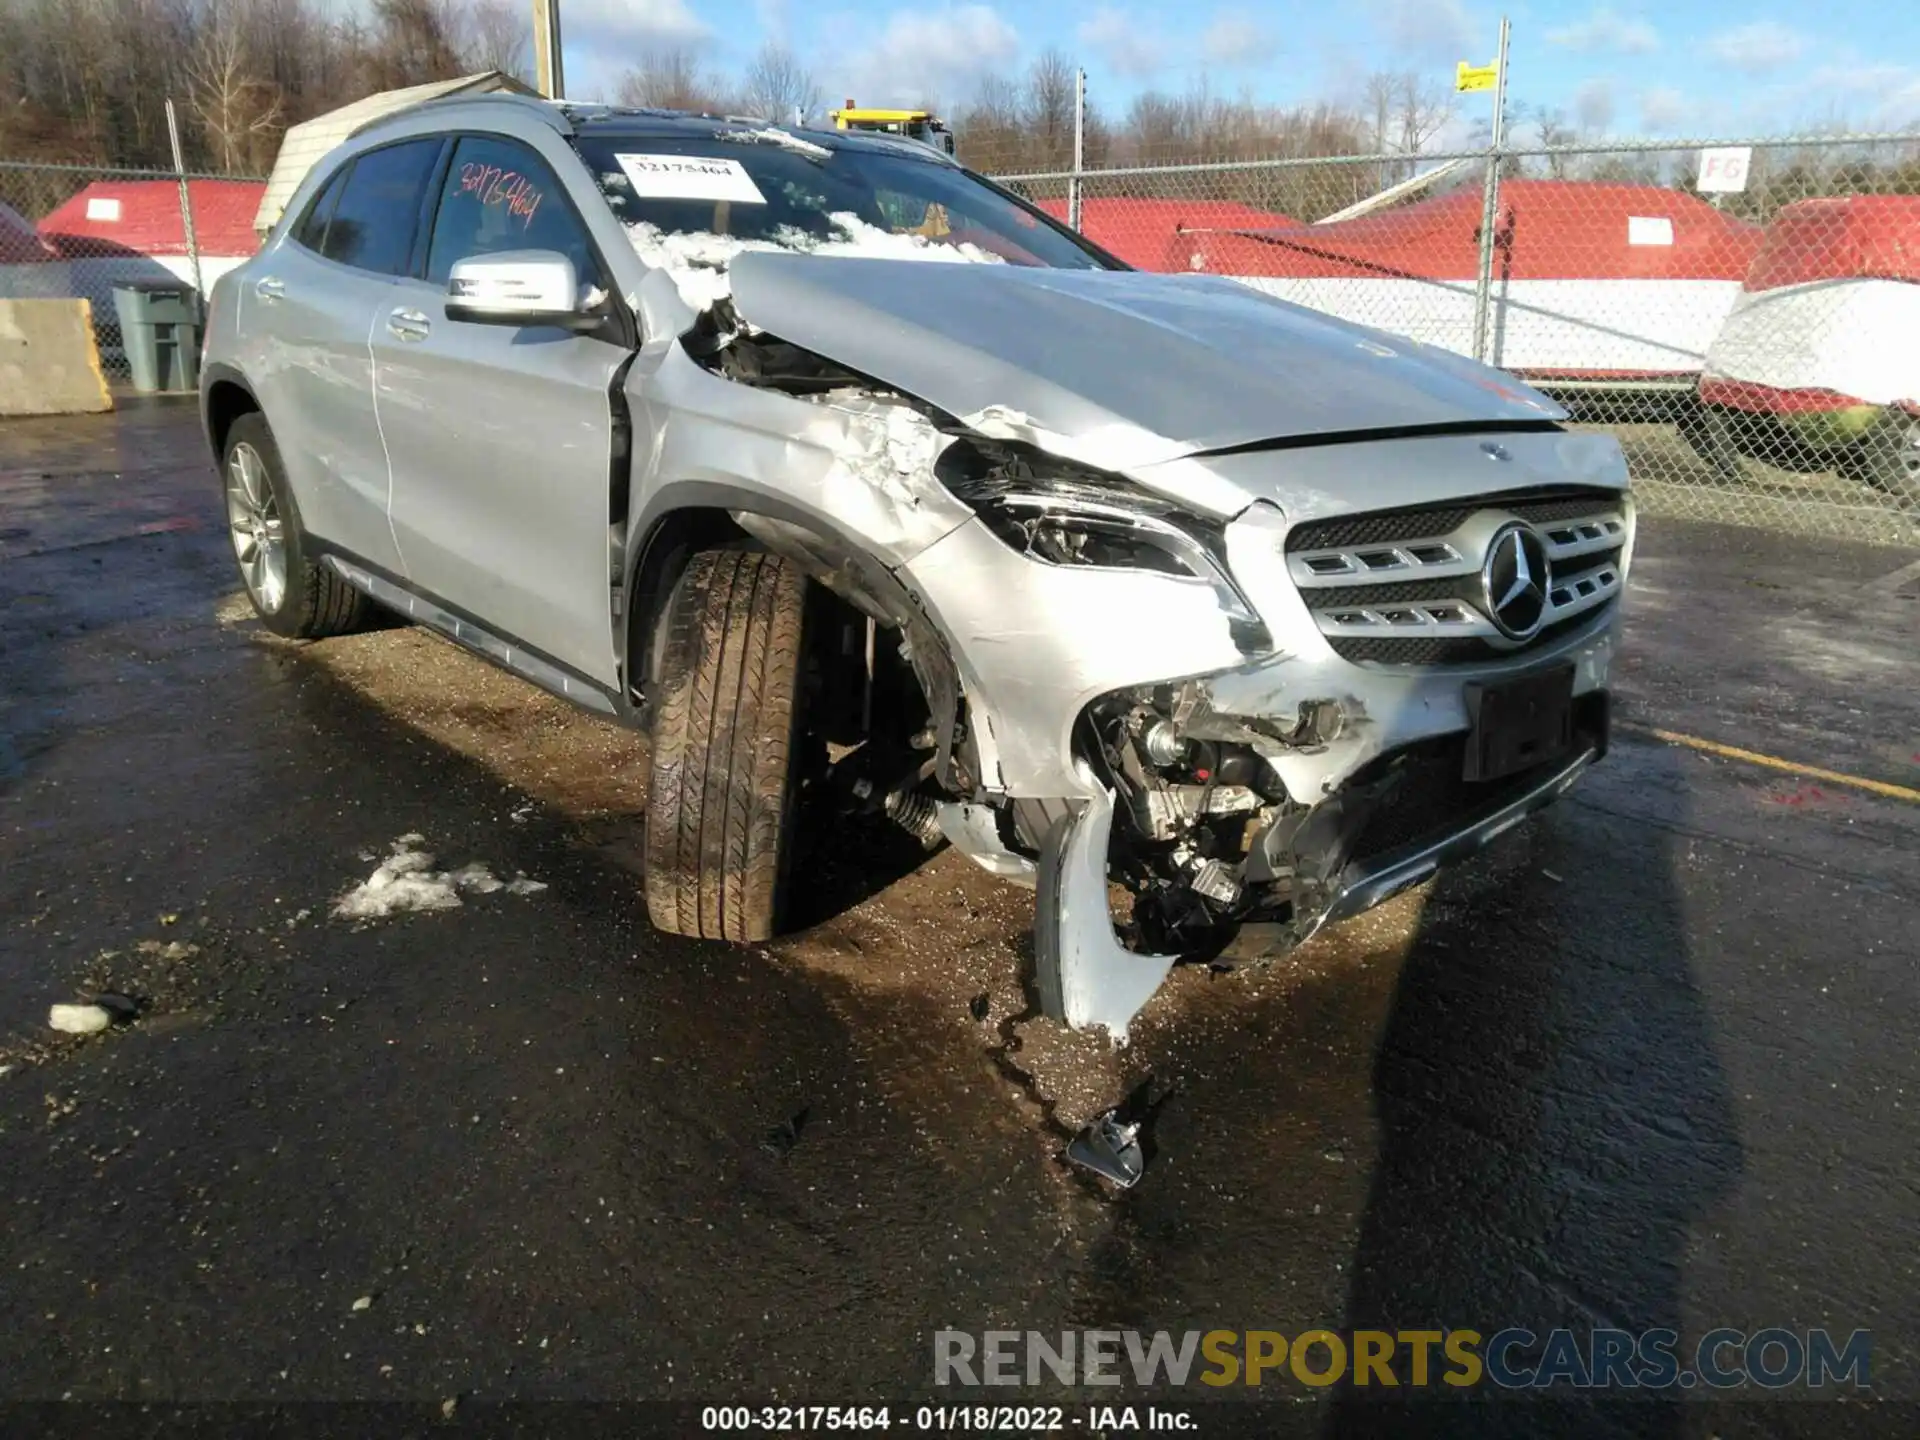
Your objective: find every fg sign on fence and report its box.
[1696,147,1753,193]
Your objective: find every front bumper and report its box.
[1031,699,1607,1040]
[904,498,1621,808]
[1299,731,1599,945]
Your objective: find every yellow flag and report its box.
[1456,60,1499,92]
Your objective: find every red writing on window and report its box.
[459,163,544,227]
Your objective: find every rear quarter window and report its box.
[290,166,348,254]
[319,139,442,276]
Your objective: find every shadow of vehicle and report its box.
[1329,741,1743,1436]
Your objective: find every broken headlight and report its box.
[937,440,1262,632]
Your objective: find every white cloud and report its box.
[1638,86,1687,131]
[1708,21,1805,74]
[1544,9,1658,56]
[560,0,712,95]
[1797,63,1920,126]
[563,0,710,47]
[755,0,790,45]
[1371,0,1474,63]
[1573,77,1616,132]
[1200,10,1280,69]
[1076,8,1166,80]
[828,6,1022,108]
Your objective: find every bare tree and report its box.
[1523,104,1580,178]
[955,73,1023,171]
[1392,74,1454,155]
[615,45,730,113]
[458,0,529,82]
[1362,71,1456,184]
[1021,47,1076,170]
[363,0,466,91]
[188,0,284,173]
[739,41,819,124]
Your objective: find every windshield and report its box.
[572,133,1116,273]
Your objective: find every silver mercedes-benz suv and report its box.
[200,94,1631,1039]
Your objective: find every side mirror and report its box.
[445,250,601,330]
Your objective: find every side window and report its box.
[291,165,348,253]
[426,135,596,287]
[321,138,441,276]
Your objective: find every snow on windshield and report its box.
[623,211,1005,312]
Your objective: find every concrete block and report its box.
[0,298,114,417]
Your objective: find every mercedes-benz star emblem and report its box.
[1481,522,1551,639]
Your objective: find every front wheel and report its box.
[644,549,812,942]
[222,413,370,639]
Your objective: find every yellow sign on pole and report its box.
[1456,60,1499,92]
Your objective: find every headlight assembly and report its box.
[936,438,1265,636]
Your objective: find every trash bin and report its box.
[110,280,202,394]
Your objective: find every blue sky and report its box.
[552,0,1920,140]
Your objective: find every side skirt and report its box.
[324,555,621,719]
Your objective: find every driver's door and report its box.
[375,131,627,689]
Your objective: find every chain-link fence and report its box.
[0,160,267,383]
[987,132,1920,542]
[4,133,1919,540]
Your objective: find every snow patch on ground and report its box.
[624,211,1004,311]
[49,1004,111,1035]
[333,835,547,921]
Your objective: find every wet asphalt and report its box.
[1,399,1917,1436]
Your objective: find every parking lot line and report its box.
[1626,724,1920,805]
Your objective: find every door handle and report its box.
[386,308,431,342]
[254,277,285,302]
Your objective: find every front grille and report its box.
[1286,489,1619,554]
[1308,544,1623,616]
[1285,488,1630,669]
[1327,605,1613,666]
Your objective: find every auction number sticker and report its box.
[614,153,767,205]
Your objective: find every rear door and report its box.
[242,138,442,576]
[375,131,628,688]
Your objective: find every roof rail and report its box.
[350,91,573,142]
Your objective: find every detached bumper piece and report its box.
[1289,691,1610,944]
[1301,741,1599,943]
[1033,769,1176,1043]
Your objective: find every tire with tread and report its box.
[644,549,810,943]
[1849,411,1920,508]
[223,412,370,639]
[1677,402,1750,485]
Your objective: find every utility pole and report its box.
[164,98,204,312]
[1470,15,1510,364]
[1069,67,1085,232]
[532,0,565,100]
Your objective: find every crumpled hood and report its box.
[725,254,1566,462]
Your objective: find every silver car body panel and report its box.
[374,267,631,687]
[724,254,1568,499]
[1034,772,1178,1042]
[236,241,407,575]
[328,556,618,714]
[204,94,1633,1043]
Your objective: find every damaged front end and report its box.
[626,247,1631,1047]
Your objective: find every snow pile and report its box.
[732,127,833,159]
[625,210,1004,311]
[49,1003,112,1035]
[333,834,548,921]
